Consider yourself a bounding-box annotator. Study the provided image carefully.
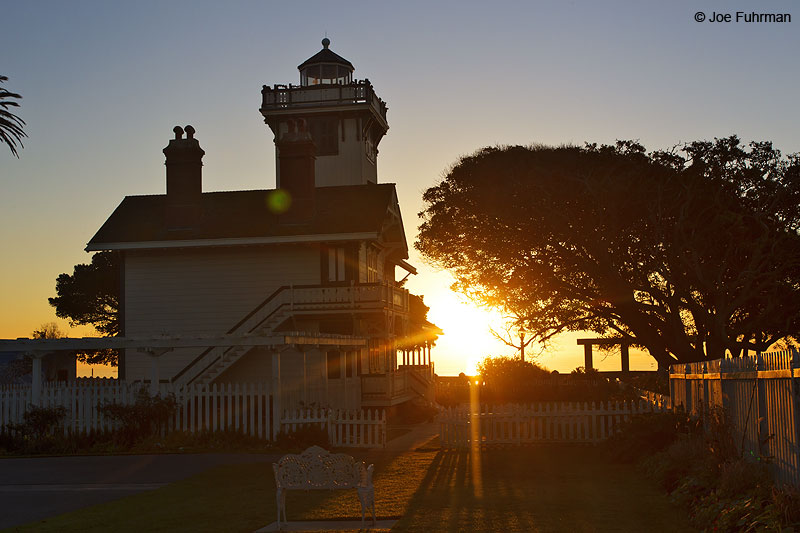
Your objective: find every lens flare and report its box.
[267,189,292,213]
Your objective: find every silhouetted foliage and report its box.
[49,252,120,366]
[31,322,66,340]
[1,405,68,454]
[417,138,800,366]
[275,424,330,451]
[475,355,629,403]
[0,75,26,157]
[623,408,800,531]
[99,389,177,447]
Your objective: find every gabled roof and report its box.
[87,183,400,251]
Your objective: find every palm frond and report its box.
[0,75,27,157]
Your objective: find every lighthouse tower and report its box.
[260,38,389,188]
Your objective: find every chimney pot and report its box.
[163,125,204,229]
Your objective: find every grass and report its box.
[6,446,697,532]
[394,446,696,533]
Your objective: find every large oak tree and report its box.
[416,138,800,367]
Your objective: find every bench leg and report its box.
[276,488,286,529]
[358,487,376,527]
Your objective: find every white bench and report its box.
[272,445,376,529]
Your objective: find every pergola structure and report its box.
[576,338,631,373]
[0,332,366,437]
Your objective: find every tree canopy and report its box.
[416,137,800,367]
[0,75,26,157]
[49,252,120,366]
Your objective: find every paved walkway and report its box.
[0,453,278,530]
[256,421,440,532]
[0,423,441,531]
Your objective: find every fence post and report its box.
[271,350,281,440]
[756,354,769,458]
[792,349,800,486]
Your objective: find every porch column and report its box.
[584,344,593,371]
[341,348,347,410]
[271,349,281,440]
[138,348,172,396]
[27,351,50,407]
[621,344,630,373]
[302,349,308,405]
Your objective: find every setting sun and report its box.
[409,269,508,376]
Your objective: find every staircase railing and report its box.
[172,282,409,387]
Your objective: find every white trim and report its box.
[396,259,417,275]
[0,333,367,353]
[85,232,380,252]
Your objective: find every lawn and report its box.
[6,445,696,532]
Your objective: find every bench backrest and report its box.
[273,445,368,490]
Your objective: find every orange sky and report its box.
[2,1,798,377]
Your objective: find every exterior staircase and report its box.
[171,283,409,387]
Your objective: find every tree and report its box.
[1,323,67,383]
[49,252,120,366]
[416,138,800,367]
[0,75,26,157]
[489,314,537,362]
[31,322,66,340]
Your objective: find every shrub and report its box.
[1,405,68,454]
[604,410,694,463]
[99,389,177,446]
[475,356,638,404]
[619,405,800,531]
[275,423,330,451]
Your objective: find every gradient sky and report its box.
[2,1,799,376]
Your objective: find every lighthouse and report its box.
[260,38,389,188]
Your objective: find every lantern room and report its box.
[298,38,354,86]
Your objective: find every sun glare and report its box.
[424,288,506,376]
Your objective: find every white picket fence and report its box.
[670,350,800,487]
[0,381,390,448]
[0,381,273,439]
[280,408,387,448]
[440,401,667,449]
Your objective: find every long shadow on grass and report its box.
[393,449,539,532]
[392,446,696,533]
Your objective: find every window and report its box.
[322,245,356,284]
[328,246,346,282]
[367,246,379,282]
[346,351,354,378]
[309,117,339,156]
[327,351,341,379]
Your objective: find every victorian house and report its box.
[86,40,438,410]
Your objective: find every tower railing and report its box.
[260,79,387,121]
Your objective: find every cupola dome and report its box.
[297,38,354,86]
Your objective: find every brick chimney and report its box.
[163,125,204,229]
[276,118,316,224]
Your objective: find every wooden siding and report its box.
[123,245,320,381]
[314,118,377,187]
